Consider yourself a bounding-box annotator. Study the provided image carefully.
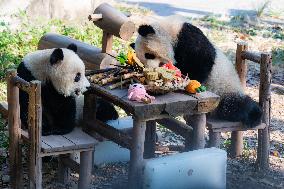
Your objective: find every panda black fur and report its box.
[134,16,262,127]
[18,44,119,136]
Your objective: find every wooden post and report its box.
[230,131,243,157]
[58,154,71,185]
[144,121,156,159]
[257,53,272,169]
[7,69,22,189]
[78,150,93,189]
[208,130,221,148]
[101,31,113,54]
[28,81,42,189]
[128,118,146,189]
[236,42,248,88]
[184,114,206,151]
[230,42,248,157]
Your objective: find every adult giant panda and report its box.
[18,44,118,136]
[133,16,262,127]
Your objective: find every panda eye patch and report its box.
[74,73,81,82]
[145,53,156,60]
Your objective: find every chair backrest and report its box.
[7,69,42,150]
[234,42,272,126]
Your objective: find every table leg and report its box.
[184,113,206,151]
[144,120,156,159]
[128,118,146,189]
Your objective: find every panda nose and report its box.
[159,62,166,67]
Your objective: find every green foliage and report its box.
[272,46,284,65]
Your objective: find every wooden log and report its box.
[28,81,42,189]
[157,117,192,139]
[58,154,71,185]
[7,69,22,189]
[128,118,146,189]
[184,114,206,151]
[38,33,118,70]
[12,75,31,93]
[78,150,93,189]
[257,53,272,170]
[241,51,261,64]
[86,119,132,149]
[144,121,156,159]
[92,3,135,40]
[208,130,221,148]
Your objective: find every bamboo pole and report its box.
[7,69,23,189]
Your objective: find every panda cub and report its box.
[133,16,262,127]
[18,44,90,136]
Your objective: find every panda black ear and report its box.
[67,43,77,53]
[130,43,135,50]
[138,25,155,37]
[50,48,64,65]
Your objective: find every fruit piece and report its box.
[185,80,201,93]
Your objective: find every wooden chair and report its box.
[7,69,97,189]
[206,42,272,169]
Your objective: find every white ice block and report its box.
[142,148,227,189]
[94,141,130,166]
[106,116,133,130]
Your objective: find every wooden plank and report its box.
[207,118,266,130]
[7,69,23,189]
[257,53,272,170]
[236,42,248,88]
[86,119,132,149]
[62,128,97,149]
[41,135,75,153]
[89,85,210,119]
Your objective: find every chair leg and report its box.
[78,150,93,189]
[230,131,243,158]
[209,130,221,148]
[58,154,71,185]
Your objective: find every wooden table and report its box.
[83,84,219,188]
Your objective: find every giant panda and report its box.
[18,44,118,136]
[133,16,262,127]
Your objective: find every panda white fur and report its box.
[133,16,262,127]
[18,44,91,135]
